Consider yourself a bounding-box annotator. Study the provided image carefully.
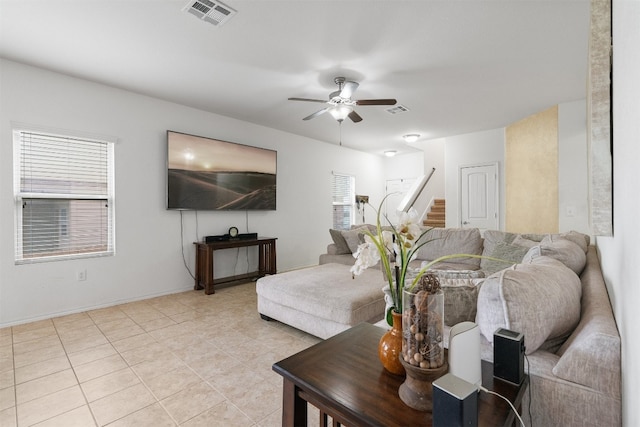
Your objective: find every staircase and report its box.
[423,199,446,228]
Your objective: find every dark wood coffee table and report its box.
[273,322,528,427]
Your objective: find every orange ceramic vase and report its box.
[378,311,405,376]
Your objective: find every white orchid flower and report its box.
[350,241,380,276]
[362,231,394,258]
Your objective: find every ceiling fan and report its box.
[288,77,397,123]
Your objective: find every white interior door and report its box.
[460,164,498,230]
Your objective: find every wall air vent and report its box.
[183,0,236,27]
[385,104,410,115]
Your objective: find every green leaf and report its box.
[386,306,395,326]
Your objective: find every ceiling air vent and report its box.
[183,0,236,27]
[385,104,410,115]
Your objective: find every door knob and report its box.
[462,221,470,225]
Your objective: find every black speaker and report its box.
[493,328,525,385]
[433,373,478,427]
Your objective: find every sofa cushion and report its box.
[480,230,545,271]
[543,231,590,253]
[512,235,539,248]
[341,226,369,253]
[481,241,531,276]
[551,246,621,397]
[552,325,621,396]
[441,278,483,326]
[423,268,485,280]
[522,239,587,275]
[476,256,581,354]
[329,229,351,254]
[417,228,483,268]
[425,270,485,327]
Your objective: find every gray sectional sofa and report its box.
[259,226,621,426]
[320,226,621,427]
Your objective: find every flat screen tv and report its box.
[167,131,277,210]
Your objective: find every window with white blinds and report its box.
[14,130,115,263]
[332,173,355,230]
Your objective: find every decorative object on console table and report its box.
[350,195,433,375]
[350,194,487,375]
[378,310,405,376]
[399,274,448,411]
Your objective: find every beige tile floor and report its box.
[0,282,325,426]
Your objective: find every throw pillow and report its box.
[512,235,539,248]
[329,229,351,254]
[523,239,587,275]
[422,268,485,280]
[481,242,530,276]
[341,227,369,253]
[480,230,518,270]
[440,277,483,326]
[543,231,590,253]
[476,256,581,354]
[418,228,483,269]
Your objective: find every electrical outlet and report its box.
[77,270,87,281]
[566,206,576,217]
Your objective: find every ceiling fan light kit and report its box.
[288,76,397,124]
[329,105,353,122]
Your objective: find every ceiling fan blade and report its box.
[340,81,359,99]
[303,107,330,120]
[356,99,397,106]
[348,110,363,123]
[288,97,328,103]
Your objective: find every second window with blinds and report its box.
[332,173,355,230]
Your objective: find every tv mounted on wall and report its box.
[167,131,277,210]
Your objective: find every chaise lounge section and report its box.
[256,263,386,339]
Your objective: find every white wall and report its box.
[382,151,425,221]
[598,2,640,425]
[412,138,446,217]
[441,100,589,234]
[443,128,506,229]
[558,100,591,235]
[0,59,386,326]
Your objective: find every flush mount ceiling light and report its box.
[384,150,397,157]
[328,105,354,122]
[403,134,420,143]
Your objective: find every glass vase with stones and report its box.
[399,274,448,411]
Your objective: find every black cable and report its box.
[195,209,199,241]
[179,210,196,280]
[478,386,525,427]
[245,210,250,274]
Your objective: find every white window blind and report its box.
[14,130,115,263]
[332,173,355,230]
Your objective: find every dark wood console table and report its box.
[194,237,276,295]
[273,323,528,427]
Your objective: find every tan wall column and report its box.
[505,106,559,233]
